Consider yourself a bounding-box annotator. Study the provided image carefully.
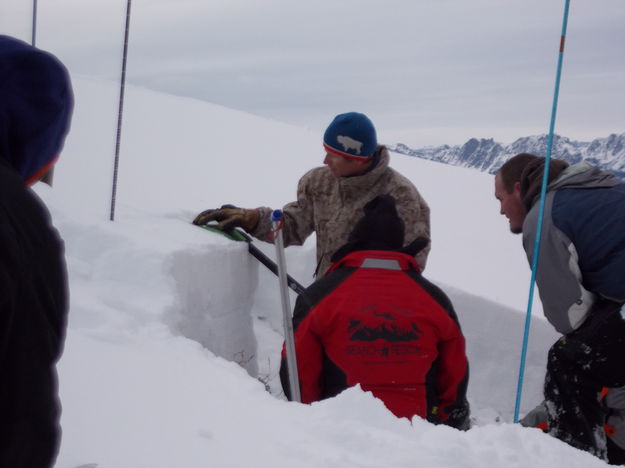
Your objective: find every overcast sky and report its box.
[2,0,624,146]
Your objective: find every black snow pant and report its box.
[544,300,625,461]
[607,437,625,466]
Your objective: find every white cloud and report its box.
[2,0,623,144]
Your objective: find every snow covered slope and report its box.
[39,76,603,467]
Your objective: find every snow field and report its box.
[42,77,607,467]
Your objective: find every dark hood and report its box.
[0,35,73,184]
[548,161,621,191]
[331,194,429,263]
[520,158,621,212]
[519,157,569,212]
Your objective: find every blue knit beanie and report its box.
[323,112,377,160]
[0,35,73,184]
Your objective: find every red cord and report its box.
[269,217,285,241]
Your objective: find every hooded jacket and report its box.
[279,195,469,428]
[280,250,470,428]
[0,35,72,468]
[250,146,430,278]
[521,161,625,334]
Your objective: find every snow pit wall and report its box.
[167,242,259,377]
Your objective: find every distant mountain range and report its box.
[389,133,625,179]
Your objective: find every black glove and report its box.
[192,204,260,232]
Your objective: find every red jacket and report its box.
[280,250,470,428]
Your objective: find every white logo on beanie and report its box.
[337,135,363,155]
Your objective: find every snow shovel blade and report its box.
[200,224,248,242]
[196,223,306,296]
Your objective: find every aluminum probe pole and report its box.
[513,0,571,423]
[271,210,301,402]
[31,0,37,46]
[110,0,132,221]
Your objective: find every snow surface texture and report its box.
[40,77,607,467]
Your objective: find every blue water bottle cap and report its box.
[271,209,283,222]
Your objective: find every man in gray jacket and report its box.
[495,153,625,463]
[194,112,430,278]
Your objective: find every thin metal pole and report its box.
[514,0,571,423]
[110,0,132,221]
[272,210,301,402]
[31,0,37,46]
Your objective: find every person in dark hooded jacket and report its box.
[0,35,73,468]
[279,195,470,429]
[495,153,625,463]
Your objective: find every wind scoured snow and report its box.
[40,77,607,467]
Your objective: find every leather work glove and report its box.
[192,204,260,232]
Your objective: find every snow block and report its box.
[167,243,259,377]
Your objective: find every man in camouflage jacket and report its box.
[194,112,430,278]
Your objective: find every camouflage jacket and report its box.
[250,147,430,278]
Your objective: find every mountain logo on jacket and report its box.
[347,312,423,343]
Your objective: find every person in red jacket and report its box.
[280,195,470,429]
